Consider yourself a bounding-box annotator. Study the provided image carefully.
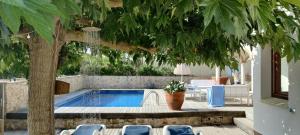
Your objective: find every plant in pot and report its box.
[211,68,229,85]
[164,80,186,110]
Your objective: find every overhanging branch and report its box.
[64,31,157,54]
[109,0,123,8]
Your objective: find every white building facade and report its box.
[253,46,300,135]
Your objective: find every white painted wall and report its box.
[253,46,300,135]
[154,63,244,78]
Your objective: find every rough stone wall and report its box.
[5,113,241,130]
[86,76,209,89]
[4,81,28,113]
[55,116,233,129]
[2,76,86,113]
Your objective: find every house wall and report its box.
[157,64,252,78]
[253,46,300,135]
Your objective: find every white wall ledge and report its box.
[261,97,288,109]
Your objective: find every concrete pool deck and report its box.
[56,89,252,117]
[5,89,253,130]
[8,89,253,115]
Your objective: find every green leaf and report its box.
[0,4,21,33]
[284,0,300,7]
[24,0,63,17]
[201,0,218,27]
[201,0,249,37]
[0,0,33,12]
[22,10,55,44]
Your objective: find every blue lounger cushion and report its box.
[72,124,104,135]
[166,125,194,135]
[124,125,151,135]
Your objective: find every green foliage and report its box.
[0,41,87,78]
[160,67,174,76]
[138,66,163,76]
[80,0,111,23]
[57,42,86,75]
[1,0,300,71]
[80,53,174,76]
[201,0,249,38]
[96,0,300,67]
[97,0,245,68]
[112,64,136,75]
[0,0,79,43]
[0,42,29,78]
[284,0,300,7]
[164,80,186,94]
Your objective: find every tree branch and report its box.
[109,0,123,8]
[64,31,157,54]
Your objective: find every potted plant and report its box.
[211,76,229,85]
[164,80,186,110]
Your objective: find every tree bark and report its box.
[27,20,64,135]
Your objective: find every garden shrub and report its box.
[138,66,163,76]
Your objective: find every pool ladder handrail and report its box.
[140,91,160,106]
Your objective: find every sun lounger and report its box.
[121,125,152,135]
[163,125,203,135]
[60,124,106,135]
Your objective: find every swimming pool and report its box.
[58,90,144,107]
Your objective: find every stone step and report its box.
[234,117,254,135]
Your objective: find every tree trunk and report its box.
[27,20,64,135]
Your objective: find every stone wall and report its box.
[4,81,28,113]
[4,116,232,130]
[86,76,209,89]
[5,111,245,130]
[1,76,87,113]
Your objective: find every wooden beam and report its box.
[109,0,123,8]
[64,31,156,54]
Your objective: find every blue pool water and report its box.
[59,90,144,107]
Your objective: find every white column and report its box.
[241,63,245,84]
[215,66,220,84]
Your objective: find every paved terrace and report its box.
[5,89,253,130]
[53,89,252,119]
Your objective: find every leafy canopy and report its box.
[0,0,80,43]
[1,0,300,69]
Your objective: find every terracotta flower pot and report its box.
[212,77,229,85]
[165,91,185,110]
